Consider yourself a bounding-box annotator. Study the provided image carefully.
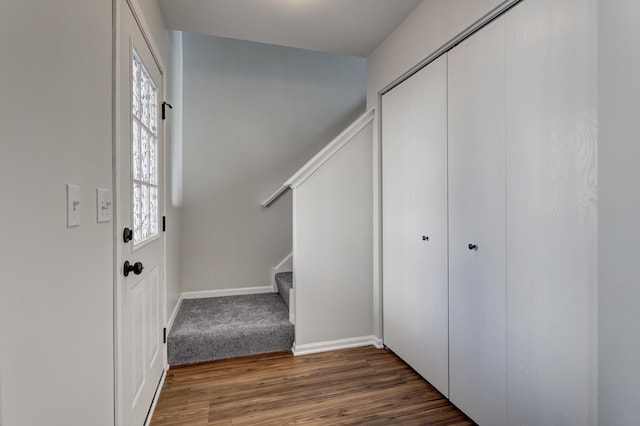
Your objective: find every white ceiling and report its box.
[157,0,423,57]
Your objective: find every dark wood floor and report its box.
[151,346,473,425]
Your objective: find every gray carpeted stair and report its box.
[275,271,293,308]
[168,293,294,366]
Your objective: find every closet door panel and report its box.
[448,17,506,426]
[505,0,597,424]
[382,55,449,396]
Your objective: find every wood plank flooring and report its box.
[151,346,474,425]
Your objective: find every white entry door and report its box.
[116,1,165,425]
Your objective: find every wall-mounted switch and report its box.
[66,184,81,227]
[96,188,113,223]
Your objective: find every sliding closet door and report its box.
[448,17,506,426]
[505,0,597,424]
[382,54,448,396]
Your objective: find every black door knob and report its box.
[123,227,133,243]
[468,243,478,251]
[124,261,144,277]
[422,235,429,241]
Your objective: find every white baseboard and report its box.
[182,286,274,300]
[144,367,167,426]
[373,336,384,349]
[167,297,183,334]
[292,335,381,356]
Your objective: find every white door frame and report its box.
[113,0,168,424]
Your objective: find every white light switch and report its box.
[66,184,81,227]
[96,188,113,223]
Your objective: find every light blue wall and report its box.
[181,33,366,292]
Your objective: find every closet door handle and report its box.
[468,243,478,251]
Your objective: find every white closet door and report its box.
[382,54,449,396]
[448,17,506,426]
[505,0,597,424]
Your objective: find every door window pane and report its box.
[131,49,159,245]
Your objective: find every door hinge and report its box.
[162,101,172,120]
[163,327,167,344]
[162,216,166,232]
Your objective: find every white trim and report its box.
[271,267,278,292]
[126,0,165,74]
[271,252,293,291]
[143,368,167,426]
[261,109,375,207]
[292,190,299,341]
[274,252,293,272]
[166,296,183,335]
[261,185,290,208]
[373,336,384,349]
[372,105,383,342]
[292,335,380,356]
[289,288,296,325]
[287,109,374,189]
[379,0,521,96]
[112,2,123,424]
[181,286,274,300]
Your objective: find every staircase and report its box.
[168,274,294,366]
[275,272,293,308]
[168,109,373,366]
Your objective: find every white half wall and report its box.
[182,33,366,292]
[0,1,114,424]
[293,122,374,346]
[598,0,640,424]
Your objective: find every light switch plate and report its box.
[66,184,81,227]
[96,188,113,223]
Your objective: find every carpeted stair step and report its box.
[275,272,293,308]
[168,293,294,366]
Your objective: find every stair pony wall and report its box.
[262,109,377,354]
[291,111,376,353]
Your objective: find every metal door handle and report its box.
[468,243,478,251]
[124,261,144,277]
[123,227,133,243]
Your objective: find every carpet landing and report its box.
[168,293,294,366]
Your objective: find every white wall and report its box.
[367,0,506,342]
[598,1,640,424]
[294,123,374,346]
[367,0,504,108]
[166,30,184,321]
[0,1,180,424]
[182,33,366,292]
[137,0,171,65]
[0,1,114,424]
